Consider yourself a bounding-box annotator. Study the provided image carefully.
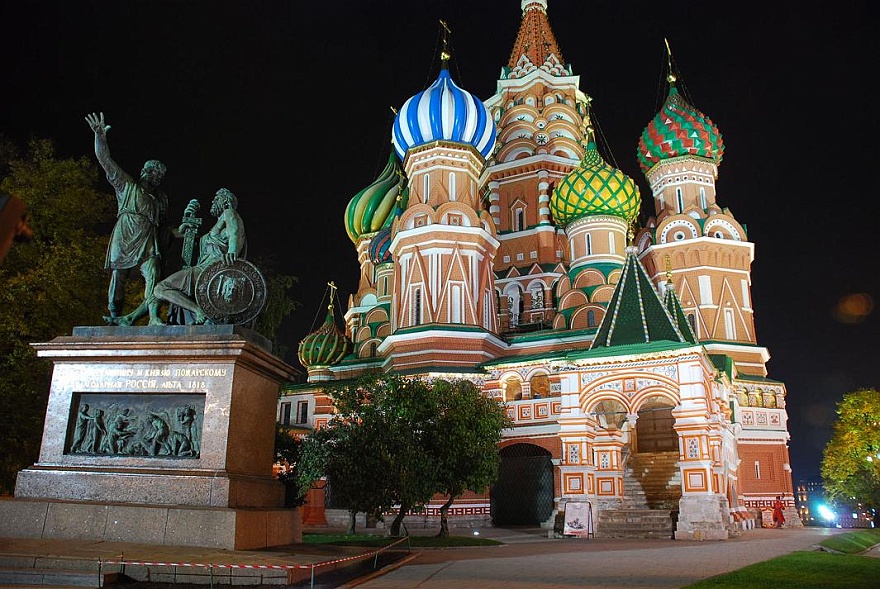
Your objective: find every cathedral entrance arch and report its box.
[634,397,677,453]
[491,443,554,525]
[591,399,628,431]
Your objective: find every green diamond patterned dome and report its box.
[297,306,352,368]
[550,141,641,226]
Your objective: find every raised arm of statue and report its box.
[85,112,128,192]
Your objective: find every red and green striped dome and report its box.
[297,307,352,368]
[344,153,407,244]
[550,141,641,226]
[637,85,724,174]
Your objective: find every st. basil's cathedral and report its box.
[282,0,796,540]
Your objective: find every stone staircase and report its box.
[627,451,682,510]
[595,451,681,539]
[595,508,675,539]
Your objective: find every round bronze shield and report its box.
[194,259,267,325]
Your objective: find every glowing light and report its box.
[817,504,836,521]
[473,530,480,536]
[833,293,874,324]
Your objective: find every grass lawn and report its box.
[683,528,880,589]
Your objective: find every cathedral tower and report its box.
[379,25,505,372]
[483,0,589,332]
[635,46,764,377]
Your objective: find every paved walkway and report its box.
[351,526,851,589]
[0,526,865,589]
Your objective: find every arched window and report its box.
[450,284,462,323]
[513,207,525,231]
[724,308,735,339]
[530,374,550,399]
[587,310,596,327]
[413,288,422,326]
[531,286,544,309]
[503,378,523,402]
[676,187,684,213]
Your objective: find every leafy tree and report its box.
[295,374,509,537]
[302,416,396,534]
[429,379,510,537]
[251,255,300,359]
[821,388,880,509]
[296,374,438,535]
[0,138,113,493]
[274,425,301,506]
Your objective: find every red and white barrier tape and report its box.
[99,536,409,571]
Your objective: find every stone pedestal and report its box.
[674,495,730,540]
[0,325,301,550]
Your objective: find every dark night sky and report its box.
[2,1,878,482]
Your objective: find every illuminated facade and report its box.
[280,0,796,539]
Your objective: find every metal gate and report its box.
[490,443,554,525]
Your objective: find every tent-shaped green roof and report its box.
[591,247,689,349]
[663,279,698,344]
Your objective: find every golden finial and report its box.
[394,167,406,201]
[389,106,398,116]
[664,255,673,284]
[579,99,594,149]
[328,280,337,311]
[440,20,452,68]
[664,37,677,85]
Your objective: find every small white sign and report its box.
[563,501,593,537]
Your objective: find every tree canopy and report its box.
[295,373,510,536]
[821,388,880,509]
[429,378,510,537]
[0,138,113,493]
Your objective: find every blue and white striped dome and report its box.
[392,69,497,161]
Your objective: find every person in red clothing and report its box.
[772,496,786,528]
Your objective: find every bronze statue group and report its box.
[85,112,251,327]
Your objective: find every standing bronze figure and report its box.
[85,112,170,326]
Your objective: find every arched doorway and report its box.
[635,398,677,453]
[491,443,554,525]
[630,397,681,510]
